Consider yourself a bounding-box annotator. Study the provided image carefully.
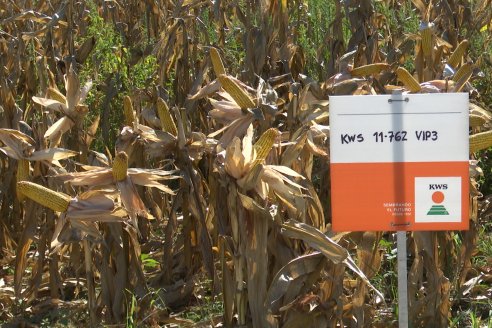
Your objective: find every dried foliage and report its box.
[0,0,491,327]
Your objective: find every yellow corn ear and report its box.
[210,47,226,76]
[218,75,255,109]
[253,128,280,164]
[396,67,421,92]
[112,151,128,182]
[351,63,390,77]
[123,96,135,126]
[17,181,71,212]
[470,130,492,153]
[420,27,433,58]
[448,39,469,69]
[470,114,487,128]
[157,98,177,136]
[47,87,66,104]
[452,63,473,83]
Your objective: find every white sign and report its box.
[330,93,469,231]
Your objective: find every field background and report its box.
[0,0,491,327]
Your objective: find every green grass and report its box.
[450,302,492,328]
[182,294,223,324]
[181,279,223,324]
[372,237,398,302]
[473,221,492,268]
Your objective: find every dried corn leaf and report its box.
[44,116,75,143]
[28,148,79,162]
[281,220,384,301]
[32,97,68,112]
[265,252,324,312]
[281,220,347,264]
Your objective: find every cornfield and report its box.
[0,0,491,327]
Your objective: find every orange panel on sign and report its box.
[330,161,469,231]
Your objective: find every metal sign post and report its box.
[397,231,408,328]
[392,91,408,328]
[392,91,409,328]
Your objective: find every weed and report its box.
[182,279,223,324]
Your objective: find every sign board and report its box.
[330,93,469,231]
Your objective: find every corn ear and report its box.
[47,87,66,104]
[452,62,473,83]
[351,63,390,77]
[420,27,433,58]
[218,75,255,109]
[396,67,421,92]
[210,47,226,76]
[253,128,280,164]
[112,151,128,182]
[157,98,177,136]
[123,96,135,126]
[470,130,492,153]
[470,114,487,128]
[452,63,473,92]
[448,39,469,68]
[17,181,71,212]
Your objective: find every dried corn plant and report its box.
[0,0,491,327]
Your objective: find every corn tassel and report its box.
[210,47,226,76]
[157,98,177,136]
[351,63,390,77]
[17,181,71,212]
[218,75,255,109]
[396,67,421,92]
[448,40,469,69]
[47,87,66,104]
[470,130,492,153]
[123,96,135,126]
[253,128,280,164]
[112,151,128,182]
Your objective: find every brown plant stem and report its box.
[84,239,97,327]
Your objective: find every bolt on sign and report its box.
[329,93,469,231]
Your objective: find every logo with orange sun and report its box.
[426,191,449,215]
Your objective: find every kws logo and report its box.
[427,185,449,215]
[415,177,461,222]
[429,184,447,190]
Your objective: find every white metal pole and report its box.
[397,230,408,328]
